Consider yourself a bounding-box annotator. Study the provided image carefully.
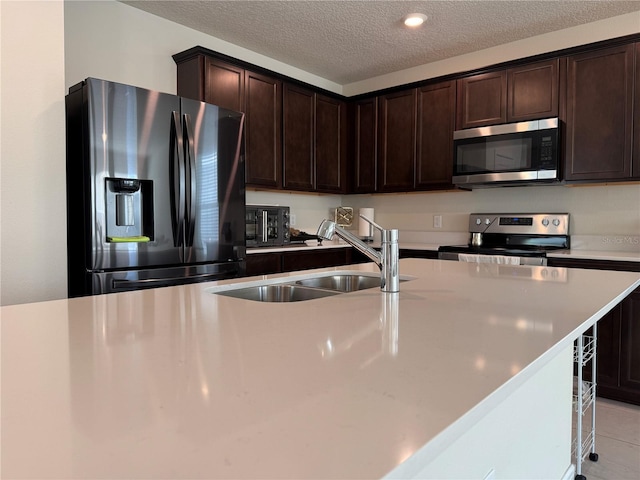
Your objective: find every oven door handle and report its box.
[261,210,268,243]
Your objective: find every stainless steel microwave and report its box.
[452,117,560,189]
[245,205,290,247]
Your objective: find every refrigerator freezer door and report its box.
[90,263,245,294]
[179,97,246,264]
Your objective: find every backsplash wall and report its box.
[350,184,640,235]
[247,190,343,233]
[251,183,640,246]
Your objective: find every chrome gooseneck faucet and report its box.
[317,215,399,292]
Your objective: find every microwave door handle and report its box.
[183,113,197,248]
[262,210,268,243]
[170,111,186,247]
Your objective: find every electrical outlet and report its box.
[290,214,297,226]
[433,215,442,228]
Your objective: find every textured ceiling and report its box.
[123,1,640,85]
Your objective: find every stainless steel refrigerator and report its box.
[65,78,246,296]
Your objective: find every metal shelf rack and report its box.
[573,325,599,480]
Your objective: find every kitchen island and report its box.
[2,259,639,479]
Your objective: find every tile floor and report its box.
[575,397,640,480]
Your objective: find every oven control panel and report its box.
[469,213,569,235]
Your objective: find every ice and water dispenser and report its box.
[105,178,154,243]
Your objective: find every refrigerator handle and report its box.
[170,111,186,247]
[183,113,197,247]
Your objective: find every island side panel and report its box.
[389,344,574,480]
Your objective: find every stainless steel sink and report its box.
[210,273,412,302]
[213,283,339,302]
[294,274,382,292]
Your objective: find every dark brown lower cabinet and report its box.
[548,257,640,405]
[246,248,365,276]
[399,249,439,259]
[245,253,283,276]
[282,249,352,272]
[619,289,640,401]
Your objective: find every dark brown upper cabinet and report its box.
[377,89,417,192]
[457,59,559,129]
[416,80,456,189]
[174,55,282,188]
[507,59,559,122]
[457,70,506,129]
[350,98,378,193]
[176,36,640,194]
[564,44,635,181]
[315,94,347,193]
[282,84,315,191]
[244,71,283,188]
[283,86,347,193]
[203,58,244,112]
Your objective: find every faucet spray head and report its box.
[317,219,336,240]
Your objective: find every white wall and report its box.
[348,184,640,239]
[63,0,339,95]
[1,0,638,305]
[1,1,66,306]
[246,190,342,233]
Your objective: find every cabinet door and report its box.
[245,253,282,276]
[351,98,377,193]
[203,58,244,112]
[378,89,416,192]
[315,95,347,193]
[281,249,349,272]
[244,71,282,188]
[283,84,315,191]
[176,55,206,102]
[507,59,559,122]
[456,71,507,129]
[416,81,455,189]
[594,305,622,390]
[565,44,634,181]
[620,288,640,402]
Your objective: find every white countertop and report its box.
[2,259,639,479]
[250,236,640,263]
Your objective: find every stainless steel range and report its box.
[438,213,570,266]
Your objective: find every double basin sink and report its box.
[211,273,401,302]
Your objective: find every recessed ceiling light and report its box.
[403,13,428,28]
